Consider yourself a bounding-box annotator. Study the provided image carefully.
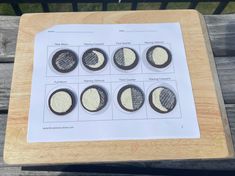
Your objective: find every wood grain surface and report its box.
[3,10,234,165]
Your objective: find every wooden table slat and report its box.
[0,166,103,176]
[0,115,7,166]
[0,16,19,63]
[205,14,235,57]
[0,63,13,111]
[216,57,235,104]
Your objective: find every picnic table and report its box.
[0,13,235,175]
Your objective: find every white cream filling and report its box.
[123,48,136,66]
[152,47,168,65]
[120,88,133,110]
[152,88,167,112]
[50,91,72,113]
[88,50,105,68]
[82,88,100,111]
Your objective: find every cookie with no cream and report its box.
[52,49,78,73]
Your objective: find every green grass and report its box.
[49,3,72,12]
[108,3,132,11]
[137,3,161,10]
[0,3,14,15]
[167,2,191,9]
[78,3,102,11]
[0,2,235,15]
[195,2,219,14]
[223,2,235,14]
[20,3,42,13]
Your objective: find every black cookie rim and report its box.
[117,84,145,112]
[48,88,76,115]
[148,86,176,113]
[82,48,108,71]
[113,47,139,70]
[80,85,108,112]
[51,49,78,73]
[146,45,172,69]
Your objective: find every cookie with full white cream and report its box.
[117,85,144,112]
[48,88,76,115]
[81,85,108,112]
[113,47,138,70]
[149,86,176,113]
[82,48,107,71]
[146,45,172,68]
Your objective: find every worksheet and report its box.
[28,23,200,142]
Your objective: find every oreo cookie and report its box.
[113,47,138,70]
[48,88,76,115]
[146,45,172,68]
[117,85,144,112]
[149,86,176,113]
[52,49,78,73]
[81,85,108,112]
[82,48,107,71]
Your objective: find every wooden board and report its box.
[3,10,234,165]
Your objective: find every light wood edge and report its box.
[199,13,234,157]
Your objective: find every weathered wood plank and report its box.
[0,115,7,166]
[0,15,235,62]
[205,14,235,57]
[0,63,13,111]
[0,16,19,62]
[227,104,235,146]
[216,57,235,104]
[0,166,117,176]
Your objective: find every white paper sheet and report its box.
[28,23,200,142]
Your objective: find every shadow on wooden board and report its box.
[22,164,235,176]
